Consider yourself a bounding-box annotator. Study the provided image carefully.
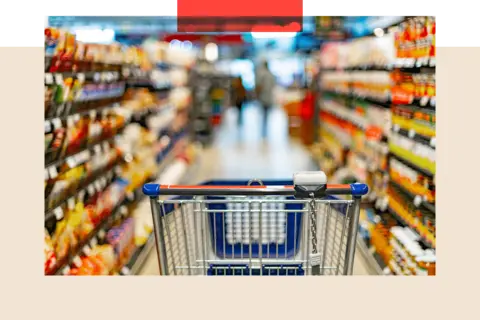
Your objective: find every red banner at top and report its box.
[178,0,302,16]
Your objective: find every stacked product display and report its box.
[190,60,233,145]
[44,28,200,275]
[312,16,435,275]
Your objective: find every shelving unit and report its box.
[44,28,198,276]
[314,16,436,275]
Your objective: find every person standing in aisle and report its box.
[255,60,276,137]
[232,76,247,126]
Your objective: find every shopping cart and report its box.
[143,171,368,276]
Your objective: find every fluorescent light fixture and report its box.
[374,28,385,37]
[205,43,218,62]
[251,32,297,39]
[73,28,115,44]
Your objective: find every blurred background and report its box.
[44,16,435,276]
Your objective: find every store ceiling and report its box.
[47,16,404,50]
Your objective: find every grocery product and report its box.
[317,17,436,275]
[44,230,57,274]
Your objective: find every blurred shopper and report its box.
[255,60,276,137]
[232,76,247,126]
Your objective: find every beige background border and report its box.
[0,47,478,318]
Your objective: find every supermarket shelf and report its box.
[123,233,156,275]
[45,129,125,169]
[46,137,185,274]
[356,238,385,275]
[393,127,436,149]
[389,179,435,214]
[321,58,435,73]
[387,206,435,249]
[323,89,435,111]
[45,70,122,85]
[45,102,122,123]
[50,199,126,275]
[44,163,120,221]
[389,150,435,178]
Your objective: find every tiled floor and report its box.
[140,103,371,275]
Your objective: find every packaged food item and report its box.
[45,229,57,274]
[107,218,136,269]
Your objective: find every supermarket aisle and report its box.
[140,103,371,275]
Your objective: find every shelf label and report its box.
[66,156,77,168]
[413,195,422,207]
[121,266,131,275]
[53,207,64,220]
[62,266,71,275]
[52,118,62,130]
[45,120,52,133]
[67,198,75,210]
[73,256,83,267]
[120,206,128,217]
[90,238,98,247]
[45,73,53,84]
[95,180,102,192]
[82,246,91,255]
[77,73,85,82]
[98,229,106,239]
[48,166,58,179]
[87,184,95,196]
[54,73,63,84]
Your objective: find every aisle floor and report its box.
[140,103,371,275]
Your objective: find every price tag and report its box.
[54,73,63,84]
[430,97,436,107]
[73,114,80,122]
[95,180,102,192]
[44,120,52,133]
[52,118,62,130]
[78,190,86,202]
[87,184,95,196]
[393,124,400,133]
[430,137,436,148]
[90,237,98,248]
[408,129,416,139]
[73,256,83,267]
[66,116,74,127]
[120,206,128,217]
[100,177,107,188]
[44,169,49,181]
[429,57,436,67]
[413,195,422,207]
[420,96,429,106]
[94,144,102,154]
[127,192,134,202]
[66,156,77,168]
[62,266,71,275]
[45,73,54,84]
[94,72,101,82]
[121,267,131,275]
[380,197,389,211]
[98,229,106,239]
[77,73,85,82]
[48,166,58,179]
[53,207,64,220]
[67,197,75,210]
[102,141,110,151]
[82,246,91,255]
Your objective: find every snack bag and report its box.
[44,230,57,274]
[91,245,116,273]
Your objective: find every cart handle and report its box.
[143,183,368,197]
